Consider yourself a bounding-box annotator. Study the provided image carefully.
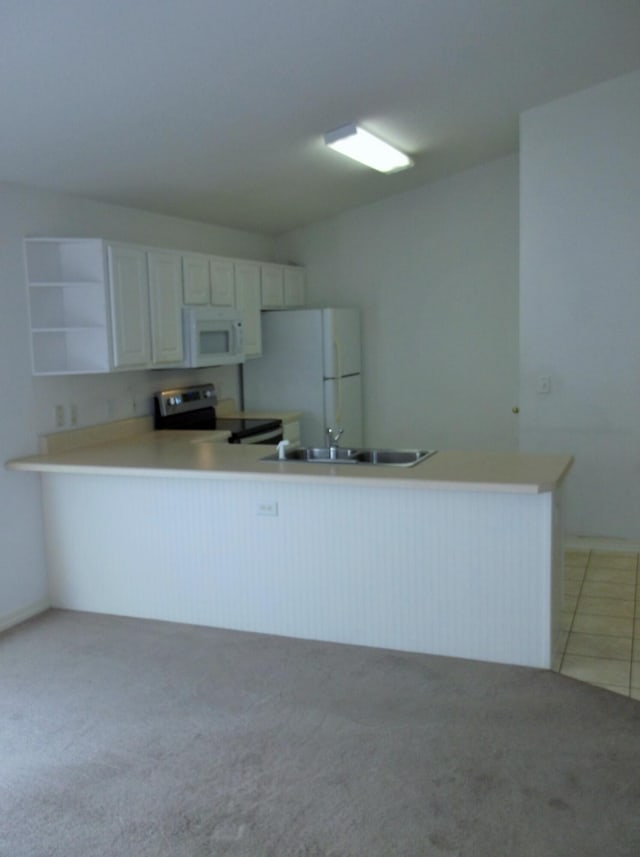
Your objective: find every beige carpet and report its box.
[1,609,639,856]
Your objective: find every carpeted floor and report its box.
[1,609,639,857]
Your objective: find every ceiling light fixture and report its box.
[324,123,413,174]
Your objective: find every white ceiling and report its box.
[2,1,639,235]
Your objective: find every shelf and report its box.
[24,238,105,284]
[31,326,107,333]
[28,281,104,288]
[31,328,110,375]
[31,369,111,377]
[29,282,107,330]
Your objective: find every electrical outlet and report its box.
[54,404,65,428]
[256,501,278,517]
[70,403,78,427]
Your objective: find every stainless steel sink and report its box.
[279,446,361,463]
[352,449,432,466]
[262,447,436,468]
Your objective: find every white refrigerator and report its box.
[242,308,363,447]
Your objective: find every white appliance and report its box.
[182,307,245,367]
[243,308,363,447]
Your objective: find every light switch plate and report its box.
[537,375,551,394]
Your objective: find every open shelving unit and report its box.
[24,238,112,375]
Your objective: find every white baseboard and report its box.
[0,598,50,634]
[565,535,640,553]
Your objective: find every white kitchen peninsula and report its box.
[8,434,572,670]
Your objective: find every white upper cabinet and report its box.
[182,253,210,305]
[108,244,151,370]
[260,263,305,308]
[260,264,284,308]
[210,257,235,306]
[283,266,306,306]
[24,237,305,374]
[183,253,235,307]
[147,250,184,366]
[234,260,262,358]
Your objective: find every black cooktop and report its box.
[155,407,280,437]
[215,416,280,435]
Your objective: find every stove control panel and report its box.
[154,384,218,417]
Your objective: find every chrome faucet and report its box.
[326,427,344,459]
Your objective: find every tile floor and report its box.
[557,549,640,698]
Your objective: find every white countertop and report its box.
[7,430,573,494]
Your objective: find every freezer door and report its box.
[242,309,324,413]
[323,374,363,447]
[322,308,361,378]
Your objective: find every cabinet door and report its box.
[234,261,262,357]
[148,250,184,365]
[182,254,210,305]
[283,266,305,306]
[210,257,235,306]
[108,244,151,369]
[261,264,284,307]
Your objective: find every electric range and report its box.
[153,383,283,444]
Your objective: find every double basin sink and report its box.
[262,446,436,468]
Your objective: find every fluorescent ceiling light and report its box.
[324,123,413,173]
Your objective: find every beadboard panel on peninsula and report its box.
[41,471,560,669]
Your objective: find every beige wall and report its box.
[0,182,274,624]
[276,156,520,452]
[519,70,640,539]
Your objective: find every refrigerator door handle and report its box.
[323,372,360,381]
[332,332,343,423]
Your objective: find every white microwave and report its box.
[182,308,245,367]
